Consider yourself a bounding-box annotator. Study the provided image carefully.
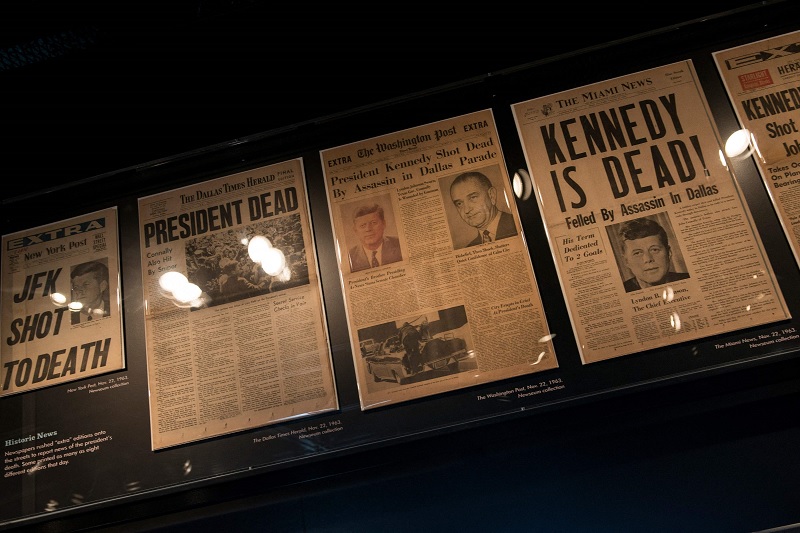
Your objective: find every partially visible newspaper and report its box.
[321,109,557,410]
[138,158,337,450]
[2,208,125,396]
[512,60,791,365]
[713,30,800,269]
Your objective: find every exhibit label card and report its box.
[511,60,790,364]
[321,109,557,410]
[713,30,800,268]
[2,208,125,396]
[138,158,337,449]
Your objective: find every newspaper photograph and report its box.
[713,30,800,269]
[138,158,337,449]
[2,208,125,396]
[321,109,558,410]
[511,60,791,364]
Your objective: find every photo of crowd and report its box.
[185,213,309,307]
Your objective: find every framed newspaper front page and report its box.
[713,30,800,269]
[321,109,557,410]
[138,158,337,450]
[1,208,125,396]
[511,60,791,365]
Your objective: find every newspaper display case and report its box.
[1,4,799,531]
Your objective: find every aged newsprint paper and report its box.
[2,208,125,396]
[713,30,800,269]
[512,60,791,365]
[138,158,337,449]
[321,109,557,410]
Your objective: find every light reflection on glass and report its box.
[172,282,202,303]
[662,286,674,302]
[723,128,766,165]
[670,311,681,331]
[159,271,188,292]
[261,247,286,276]
[44,499,59,512]
[247,235,272,263]
[50,292,68,305]
[751,132,765,163]
[725,128,751,158]
[512,169,533,201]
[155,233,292,309]
[275,266,291,282]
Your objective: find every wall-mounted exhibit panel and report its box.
[512,59,790,365]
[2,208,125,397]
[137,158,337,450]
[713,30,800,269]
[320,109,557,410]
[1,4,799,530]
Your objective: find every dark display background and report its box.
[2,3,800,531]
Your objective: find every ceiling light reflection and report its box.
[50,292,68,305]
[512,169,533,201]
[725,128,751,158]
[670,311,681,331]
[261,247,286,276]
[172,282,202,303]
[247,235,272,263]
[159,271,188,292]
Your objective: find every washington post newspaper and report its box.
[713,30,800,269]
[321,109,557,410]
[138,158,336,449]
[512,60,790,364]
[2,208,125,396]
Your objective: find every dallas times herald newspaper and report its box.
[138,158,336,449]
[713,30,800,270]
[2,208,125,396]
[321,109,558,410]
[512,60,791,364]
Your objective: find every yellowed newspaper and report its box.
[512,60,790,364]
[138,158,337,449]
[2,208,125,396]
[713,30,800,269]
[321,109,557,410]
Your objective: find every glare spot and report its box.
[261,247,286,276]
[159,271,188,292]
[172,282,202,303]
[44,499,59,512]
[725,128,751,158]
[50,292,68,305]
[275,266,292,282]
[247,235,272,263]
